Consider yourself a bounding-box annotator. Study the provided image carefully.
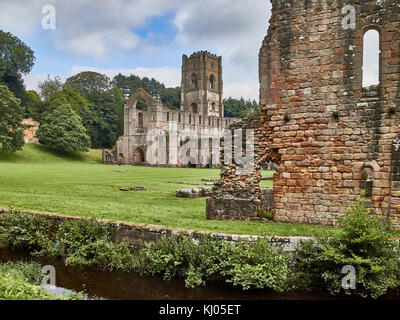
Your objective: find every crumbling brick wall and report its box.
[207,0,400,228]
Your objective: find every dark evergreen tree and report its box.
[0,84,25,152]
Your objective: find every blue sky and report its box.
[0,0,270,100]
[0,0,378,100]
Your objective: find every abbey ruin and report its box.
[206,0,400,228]
[103,51,239,167]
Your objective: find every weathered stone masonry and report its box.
[104,51,239,167]
[207,0,400,228]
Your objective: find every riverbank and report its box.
[1,204,400,300]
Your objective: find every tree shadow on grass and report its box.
[0,144,102,163]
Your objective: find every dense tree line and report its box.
[223,97,259,118]
[112,73,181,110]
[0,29,259,153]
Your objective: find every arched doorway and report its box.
[134,148,145,163]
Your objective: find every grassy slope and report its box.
[0,144,338,237]
[0,144,102,163]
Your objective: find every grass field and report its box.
[0,144,339,237]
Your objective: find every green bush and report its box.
[0,261,85,300]
[65,239,139,271]
[56,218,109,254]
[219,238,289,291]
[141,235,223,287]
[294,200,400,299]
[141,235,290,291]
[0,210,53,251]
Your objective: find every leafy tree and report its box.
[0,30,37,119]
[24,90,42,119]
[224,97,259,118]
[64,72,111,98]
[37,75,63,101]
[87,87,124,148]
[0,30,35,76]
[44,88,89,119]
[112,73,181,110]
[0,84,24,152]
[58,71,125,148]
[36,105,91,153]
[161,87,181,110]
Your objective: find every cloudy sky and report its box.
[0,0,271,100]
[0,0,379,101]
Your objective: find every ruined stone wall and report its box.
[105,88,239,167]
[22,118,39,144]
[207,0,400,228]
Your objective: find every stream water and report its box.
[1,248,399,300]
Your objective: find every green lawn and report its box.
[0,144,339,237]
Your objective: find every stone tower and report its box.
[181,51,224,117]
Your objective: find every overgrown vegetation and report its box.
[142,235,289,290]
[0,210,290,292]
[0,261,85,300]
[1,201,399,299]
[293,201,400,299]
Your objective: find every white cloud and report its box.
[22,72,56,92]
[224,81,259,101]
[2,0,381,101]
[3,0,269,100]
[0,0,184,59]
[172,0,269,100]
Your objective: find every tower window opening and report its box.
[209,74,215,90]
[191,73,198,89]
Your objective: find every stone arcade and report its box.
[206,0,400,228]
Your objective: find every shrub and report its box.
[294,200,400,299]
[0,261,85,300]
[219,238,289,291]
[0,210,53,251]
[65,239,139,271]
[141,235,224,287]
[141,235,290,291]
[56,218,109,255]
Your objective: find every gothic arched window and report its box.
[209,74,215,90]
[191,73,198,89]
